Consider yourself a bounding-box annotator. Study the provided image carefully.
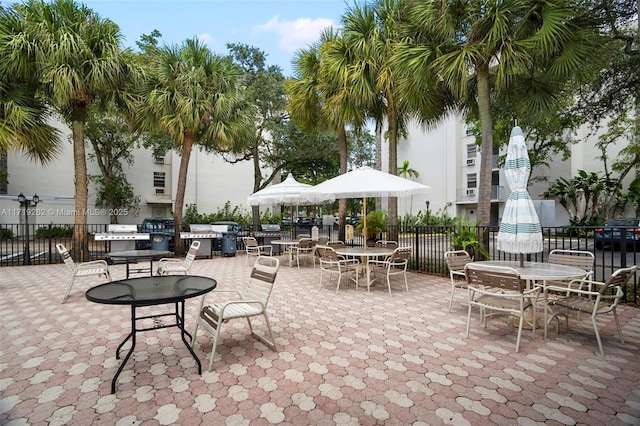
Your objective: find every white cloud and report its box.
[253,15,336,52]
[198,32,225,52]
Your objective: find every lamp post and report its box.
[18,192,39,265]
[425,201,430,225]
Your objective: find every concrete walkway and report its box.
[1,254,639,425]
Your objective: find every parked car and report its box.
[594,218,640,250]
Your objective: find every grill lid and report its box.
[189,224,215,233]
[107,224,138,234]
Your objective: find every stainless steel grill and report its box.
[179,224,221,258]
[95,224,150,251]
[253,224,282,254]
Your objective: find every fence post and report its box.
[48,223,52,264]
[414,226,420,272]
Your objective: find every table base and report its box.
[111,301,201,393]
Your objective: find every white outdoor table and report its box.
[334,246,395,291]
[473,260,587,335]
[270,240,300,266]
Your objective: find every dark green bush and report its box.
[0,228,13,239]
[35,225,73,238]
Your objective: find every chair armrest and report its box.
[76,260,109,270]
[367,259,388,267]
[544,284,599,298]
[157,258,182,263]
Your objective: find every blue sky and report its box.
[82,0,350,76]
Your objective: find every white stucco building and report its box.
[1,112,634,228]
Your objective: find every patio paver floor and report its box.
[1,254,639,425]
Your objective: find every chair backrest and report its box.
[184,240,201,266]
[56,243,76,270]
[243,237,259,248]
[445,250,472,273]
[327,240,346,249]
[243,256,279,305]
[317,236,329,245]
[316,245,339,262]
[465,264,525,293]
[600,265,637,296]
[389,247,411,264]
[376,240,398,249]
[549,249,594,277]
[297,234,311,240]
[298,238,316,249]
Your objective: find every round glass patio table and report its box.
[334,246,395,291]
[86,275,217,393]
[106,249,172,278]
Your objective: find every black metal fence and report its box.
[1,223,638,304]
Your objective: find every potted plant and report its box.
[357,210,387,246]
[449,217,490,260]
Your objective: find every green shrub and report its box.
[0,228,13,239]
[35,225,73,238]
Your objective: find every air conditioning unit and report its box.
[154,156,165,164]
[466,189,475,196]
[155,188,165,194]
[466,158,475,166]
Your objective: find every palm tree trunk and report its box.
[387,102,399,238]
[375,119,383,211]
[476,63,493,228]
[338,125,348,242]
[71,105,89,262]
[251,140,262,231]
[174,133,195,256]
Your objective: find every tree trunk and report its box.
[476,63,493,228]
[338,125,348,242]
[71,105,89,262]
[251,137,262,231]
[173,133,195,256]
[387,100,399,240]
[375,119,383,211]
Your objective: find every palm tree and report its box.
[133,38,254,254]
[1,0,132,261]
[286,28,361,241]
[397,0,601,227]
[339,0,455,229]
[398,159,419,216]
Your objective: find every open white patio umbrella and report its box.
[496,126,543,266]
[306,166,431,243]
[247,173,333,206]
[247,173,335,236]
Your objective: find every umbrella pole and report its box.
[363,197,367,250]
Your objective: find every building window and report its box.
[465,128,474,136]
[153,172,165,188]
[467,173,477,189]
[466,144,477,158]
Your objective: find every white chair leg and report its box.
[208,323,222,372]
[613,309,625,345]
[61,276,76,304]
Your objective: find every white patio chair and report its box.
[56,243,111,303]
[444,250,472,312]
[545,265,636,356]
[293,237,316,268]
[192,256,280,371]
[156,240,199,275]
[243,236,272,265]
[316,245,359,293]
[369,246,412,295]
[464,263,541,353]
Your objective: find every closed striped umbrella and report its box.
[496,126,543,265]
